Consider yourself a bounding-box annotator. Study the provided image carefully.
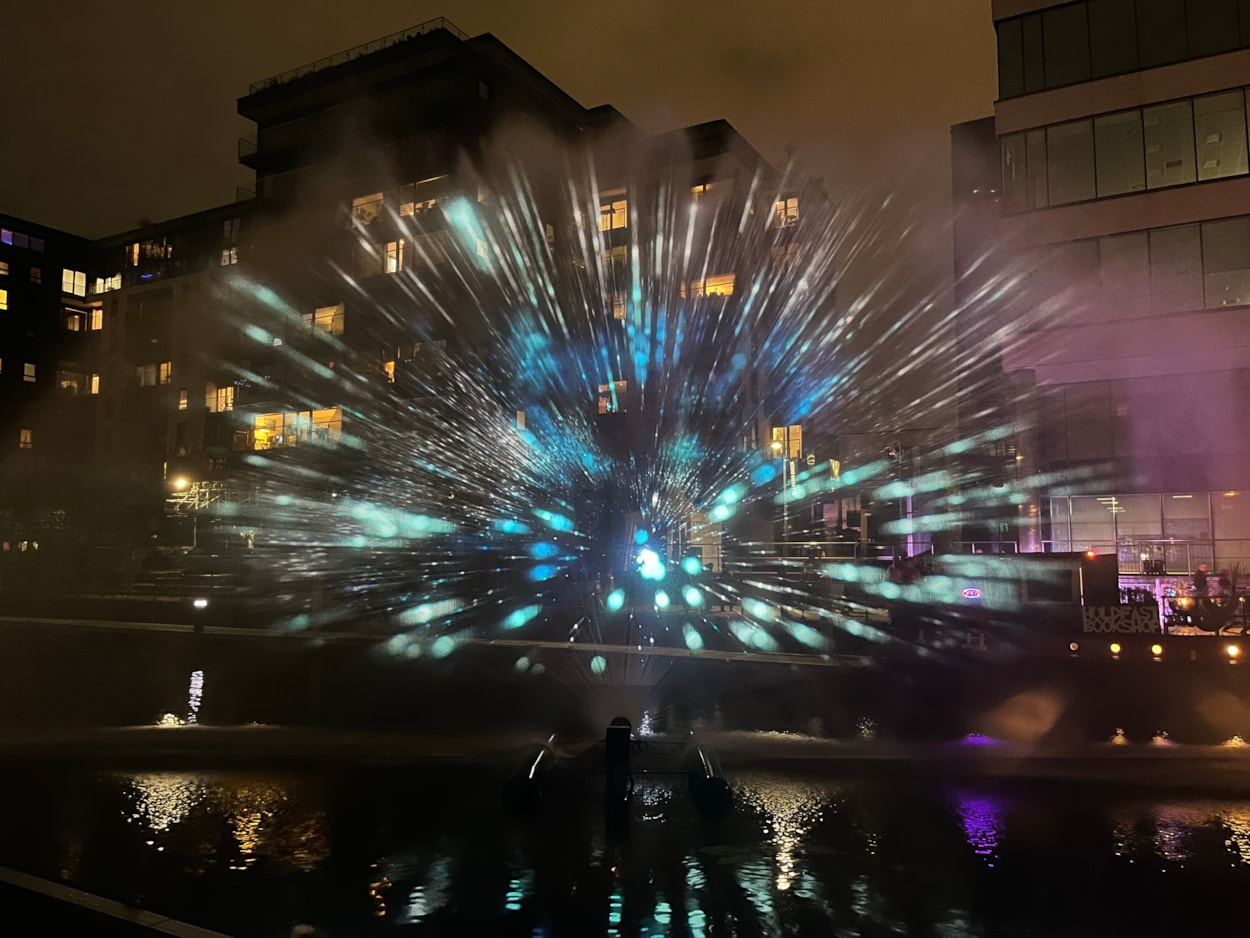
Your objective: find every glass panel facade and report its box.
[1136,0,1188,68]
[1149,225,1202,314]
[1090,0,1139,78]
[997,18,1024,99]
[1188,0,1240,58]
[1025,130,1049,208]
[1043,3,1092,87]
[1201,216,1250,307]
[1143,100,1196,189]
[1047,120,1096,204]
[1094,110,1145,196]
[1163,493,1212,539]
[1098,231,1150,317]
[1022,13,1045,94]
[1070,495,1116,548]
[1115,494,1163,540]
[1194,90,1248,180]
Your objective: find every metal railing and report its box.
[238,136,257,160]
[247,18,469,94]
[1054,539,1250,576]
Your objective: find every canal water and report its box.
[3,760,1250,936]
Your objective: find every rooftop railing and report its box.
[247,17,469,94]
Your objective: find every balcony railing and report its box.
[247,17,469,94]
[238,136,257,160]
[235,182,256,203]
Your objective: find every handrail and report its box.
[247,17,469,94]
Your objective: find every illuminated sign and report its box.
[962,588,982,600]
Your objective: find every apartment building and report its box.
[978,0,1250,571]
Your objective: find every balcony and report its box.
[245,17,469,95]
[238,136,257,161]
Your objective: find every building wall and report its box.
[981,0,1250,565]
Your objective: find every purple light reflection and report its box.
[953,790,1005,867]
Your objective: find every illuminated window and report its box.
[610,292,626,320]
[303,303,345,335]
[92,273,119,293]
[399,175,449,216]
[598,194,628,231]
[351,193,384,226]
[252,406,342,449]
[206,383,234,413]
[383,360,396,383]
[63,308,86,331]
[0,288,6,310]
[61,269,86,297]
[30,267,41,284]
[774,196,799,227]
[89,374,100,395]
[58,370,86,394]
[18,429,31,450]
[598,380,627,414]
[385,240,405,274]
[772,243,800,272]
[477,183,491,205]
[0,261,7,275]
[602,244,628,277]
[127,243,140,267]
[136,362,171,387]
[23,363,36,383]
[178,389,188,410]
[682,274,735,298]
[0,229,10,244]
[220,247,238,266]
[90,307,103,330]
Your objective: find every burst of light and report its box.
[1110,642,1122,655]
[606,589,625,612]
[1151,643,1163,656]
[638,548,666,582]
[1229,644,1241,659]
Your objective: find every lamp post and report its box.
[771,438,789,556]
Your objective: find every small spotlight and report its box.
[1228,644,1241,660]
[1069,641,1079,653]
[1151,643,1163,656]
[193,598,208,610]
[1085,549,1097,559]
[172,477,189,490]
[1110,642,1122,656]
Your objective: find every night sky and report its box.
[0,0,996,245]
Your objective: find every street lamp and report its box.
[771,439,789,556]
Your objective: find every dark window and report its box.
[1201,217,1250,307]
[1090,0,1139,77]
[1027,129,1049,207]
[997,18,1025,98]
[1194,90,1248,180]
[1099,232,1150,319]
[1149,225,1202,314]
[1043,3,1092,87]
[1023,13,1045,93]
[1047,119,1096,204]
[1136,0,1188,68]
[1094,110,1145,196]
[1143,99,1196,189]
[1002,133,1027,212]
[1187,0,1240,58]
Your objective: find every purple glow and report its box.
[957,733,998,746]
[954,790,1005,866]
[961,587,982,600]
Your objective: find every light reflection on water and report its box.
[1111,800,1250,865]
[22,768,1250,936]
[121,772,328,871]
[953,789,1005,867]
[734,771,837,893]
